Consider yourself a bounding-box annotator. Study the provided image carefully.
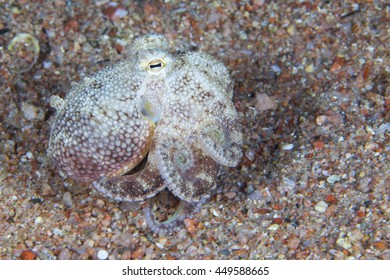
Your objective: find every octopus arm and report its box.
[92,158,165,202]
[155,136,218,203]
[197,116,243,167]
[176,52,243,167]
[143,199,204,234]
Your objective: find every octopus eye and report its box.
[147,59,165,73]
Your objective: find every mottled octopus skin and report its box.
[48,34,243,207]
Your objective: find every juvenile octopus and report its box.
[48,34,243,231]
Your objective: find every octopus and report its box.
[48,34,243,232]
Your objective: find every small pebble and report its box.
[327,175,341,184]
[41,183,55,196]
[25,151,34,159]
[281,143,294,150]
[271,65,282,74]
[34,216,43,225]
[62,191,73,208]
[85,239,95,247]
[131,247,145,259]
[287,25,296,36]
[316,115,328,126]
[53,228,63,236]
[43,60,52,69]
[328,114,343,126]
[255,93,277,111]
[224,192,236,199]
[102,3,128,21]
[245,149,256,161]
[329,249,345,259]
[376,123,390,135]
[336,234,352,250]
[21,102,44,121]
[268,224,280,231]
[20,250,36,260]
[4,140,16,154]
[325,194,338,204]
[158,238,168,247]
[220,249,231,256]
[305,64,314,73]
[247,190,262,200]
[288,238,300,250]
[312,141,325,150]
[58,248,72,260]
[97,249,109,260]
[314,201,328,213]
[211,209,220,217]
[365,126,375,136]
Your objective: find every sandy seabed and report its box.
[0,0,388,260]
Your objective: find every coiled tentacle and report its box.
[155,136,218,203]
[143,199,204,234]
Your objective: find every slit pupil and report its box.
[149,62,162,69]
